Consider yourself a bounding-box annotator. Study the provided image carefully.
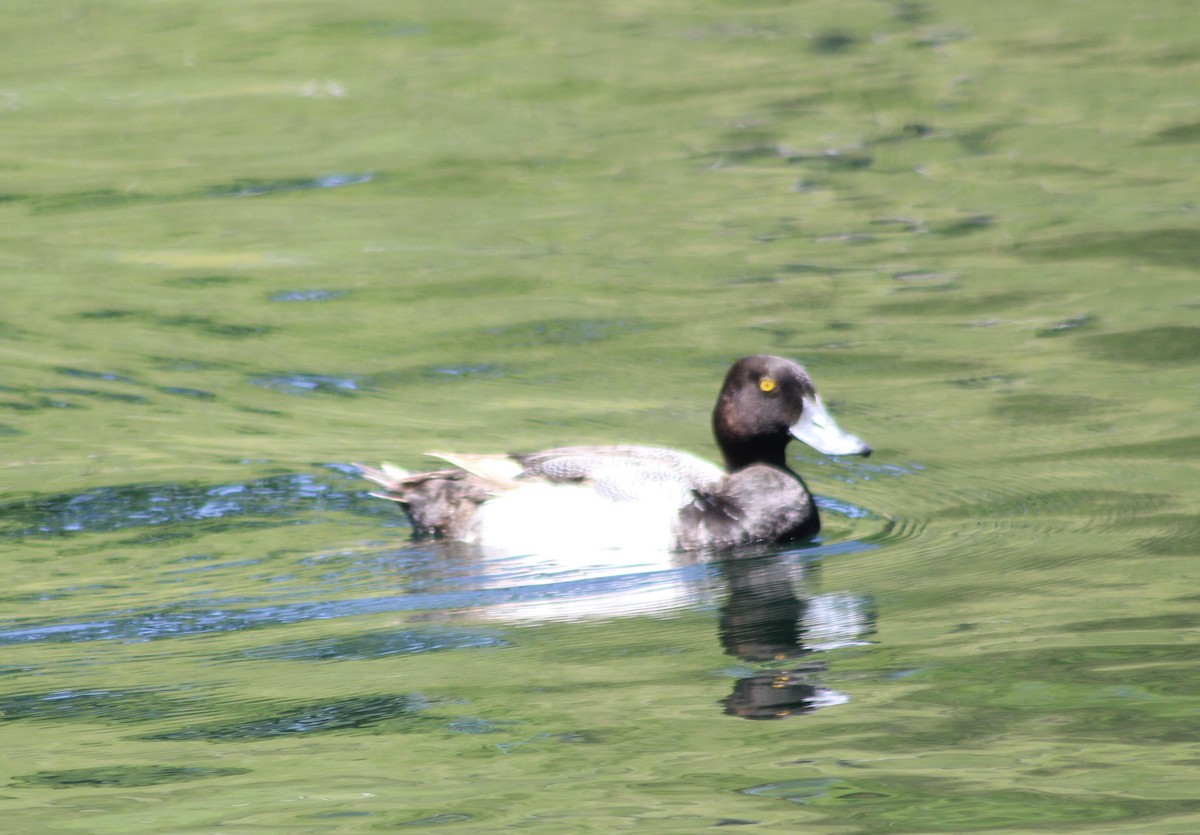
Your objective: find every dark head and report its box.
[712,355,871,472]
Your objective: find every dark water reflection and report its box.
[0,468,383,540]
[143,694,431,741]
[10,765,251,790]
[717,552,874,719]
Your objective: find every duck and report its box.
[355,355,871,556]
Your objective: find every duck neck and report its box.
[719,436,791,473]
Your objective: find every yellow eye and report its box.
[759,377,776,393]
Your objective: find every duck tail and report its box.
[353,461,493,539]
[353,462,414,503]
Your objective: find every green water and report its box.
[2,0,1199,830]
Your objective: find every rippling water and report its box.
[3,0,1200,831]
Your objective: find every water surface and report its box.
[1,0,1199,831]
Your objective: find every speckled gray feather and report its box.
[512,445,723,503]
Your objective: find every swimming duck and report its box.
[356,355,870,555]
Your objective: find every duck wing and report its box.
[356,446,725,541]
[511,445,724,504]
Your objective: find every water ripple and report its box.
[0,470,383,540]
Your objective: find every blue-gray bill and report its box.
[791,395,872,457]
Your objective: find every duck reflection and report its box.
[716,552,874,719]
[366,538,874,721]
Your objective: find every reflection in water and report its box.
[0,469,384,540]
[718,553,807,661]
[9,765,251,790]
[0,466,881,728]
[723,668,846,720]
[142,694,429,741]
[716,553,874,720]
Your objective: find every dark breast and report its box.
[673,464,817,550]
